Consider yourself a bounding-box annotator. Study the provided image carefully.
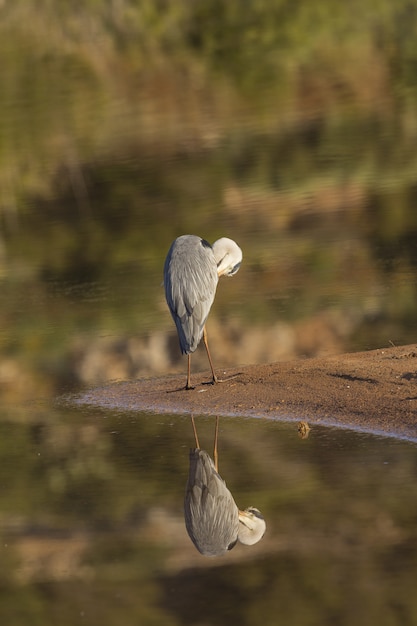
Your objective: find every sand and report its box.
[76,344,417,441]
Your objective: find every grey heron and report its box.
[164,234,242,389]
[184,415,266,556]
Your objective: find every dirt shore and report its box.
[77,344,417,441]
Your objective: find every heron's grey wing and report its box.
[184,449,239,556]
[164,236,218,353]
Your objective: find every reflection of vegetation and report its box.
[1,413,417,624]
[1,4,417,621]
[1,1,417,394]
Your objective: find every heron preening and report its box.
[164,235,242,389]
[184,416,266,557]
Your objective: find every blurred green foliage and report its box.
[1,0,417,213]
[2,0,417,254]
[0,0,417,394]
[1,5,417,622]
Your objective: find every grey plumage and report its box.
[184,448,239,556]
[164,236,218,354]
[163,234,243,388]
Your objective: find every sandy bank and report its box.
[76,344,417,441]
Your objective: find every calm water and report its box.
[3,3,417,624]
[1,406,417,625]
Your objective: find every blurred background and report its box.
[2,0,417,405]
[2,1,417,624]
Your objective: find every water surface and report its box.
[2,3,417,624]
[1,406,417,625]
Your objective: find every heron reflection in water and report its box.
[164,235,242,389]
[184,415,266,556]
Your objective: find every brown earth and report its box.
[76,344,417,441]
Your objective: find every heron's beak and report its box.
[238,508,264,527]
[227,261,241,276]
[237,508,266,545]
[218,261,241,277]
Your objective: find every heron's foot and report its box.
[216,372,242,383]
[202,372,242,385]
[201,373,218,386]
[166,383,195,393]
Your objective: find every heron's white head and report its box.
[237,507,266,546]
[212,237,243,277]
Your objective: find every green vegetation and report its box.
[1,0,417,394]
[1,6,417,621]
[1,0,417,214]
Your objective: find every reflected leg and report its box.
[191,415,200,449]
[213,415,219,472]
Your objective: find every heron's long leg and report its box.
[186,354,192,390]
[213,415,219,472]
[202,327,242,386]
[202,326,218,384]
[191,415,200,449]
